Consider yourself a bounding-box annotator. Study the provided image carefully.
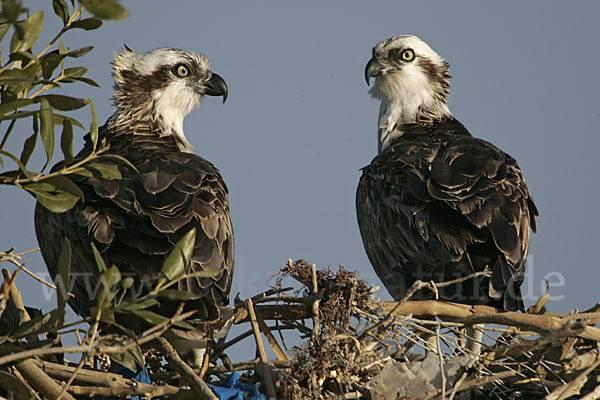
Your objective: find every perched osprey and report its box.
[357,36,538,311]
[35,48,233,339]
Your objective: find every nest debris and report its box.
[1,258,600,399]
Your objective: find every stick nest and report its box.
[2,259,600,400]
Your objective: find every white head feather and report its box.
[367,35,452,152]
[110,48,214,152]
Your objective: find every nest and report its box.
[1,258,600,400]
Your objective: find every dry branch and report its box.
[4,258,600,400]
[157,337,218,400]
[14,358,77,400]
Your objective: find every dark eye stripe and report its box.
[172,63,190,78]
[389,48,415,62]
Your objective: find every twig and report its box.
[581,383,600,400]
[0,249,57,291]
[55,354,87,400]
[65,385,198,399]
[157,337,218,400]
[528,293,551,314]
[447,356,477,400]
[436,325,446,399]
[545,357,600,400]
[379,301,600,341]
[424,370,517,400]
[0,268,19,320]
[0,309,196,367]
[149,358,294,380]
[250,286,294,303]
[359,279,428,340]
[245,298,276,398]
[343,281,357,331]
[246,299,269,363]
[564,348,600,372]
[254,307,289,361]
[206,359,293,375]
[311,263,320,336]
[14,358,77,400]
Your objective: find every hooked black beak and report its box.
[364,57,382,86]
[203,73,228,103]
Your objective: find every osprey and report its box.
[34,48,233,345]
[357,36,538,311]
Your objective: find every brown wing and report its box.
[356,118,537,310]
[35,124,234,322]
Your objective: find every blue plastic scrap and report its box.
[103,364,153,400]
[208,371,269,400]
[103,364,270,400]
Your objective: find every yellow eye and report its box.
[173,64,190,78]
[401,49,415,62]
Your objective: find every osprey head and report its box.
[111,47,228,151]
[365,35,452,128]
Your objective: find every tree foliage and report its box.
[0,0,128,213]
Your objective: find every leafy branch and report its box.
[0,0,128,213]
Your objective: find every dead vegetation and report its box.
[2,256,600,399]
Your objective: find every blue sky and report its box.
[1,1,599,359]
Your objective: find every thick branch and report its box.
[14,359,77,400]
[157,337,218,400]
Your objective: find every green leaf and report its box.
[1,0,22,24]
[119,298,160,312]
[135,309,168,325]
[0,149,34,177]
[58,37,66,55]
[38,97,54,168]
[70,167,92,177]
[88,99,98,149]
[24,182,55,192]
[120,277,134,290]
[95,265,121,311]
[8,50,36,64]
[0,69,28,82]
[78,0,130,20]
[173,320,194,329]
[40,50,65,80]
[56,237,72,327]
[40,94,87,111]
[63,66,87,78]
[26,187,80,212]
[0,98,35,117]
[0,69,38,92]
[161,228,196,281]
[100,308,115,324]
[155,289,195,301]
[40,175,84,199]
[90,242,107,273]
[99,154,138,173]
[62,76,99,87]
[19,119,37,167]
[10,11,44,53]
[67,45,93,58]
[60,119,73,164]
[68,18,102,31]
[0,110,38,122]
[80,163,121,179]
[52,0,70,24]
[53,113,84,129]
